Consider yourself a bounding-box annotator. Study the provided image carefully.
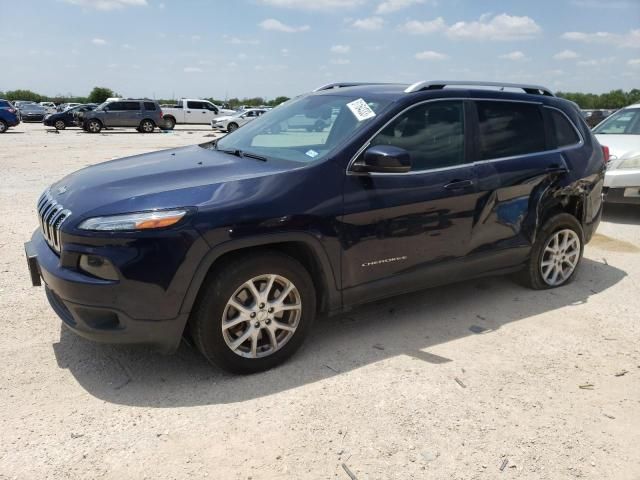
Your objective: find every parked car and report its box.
[25,80,605,373]
[43,104,97,130]
[18,103,47,122]
[584,110,610,128]
[82,99,163,133]
[13,100,36,109]
[161,99,235,129]
[0,99,21,133]
[61,103,82,112]
[593,103,640,204]
[40,102,57,115]
[211,108,267,132]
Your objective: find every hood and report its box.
[21,105,46,113]
[48,144,292,223]
[215,115,235,122]
[595,134,640,159]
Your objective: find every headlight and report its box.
[78,209,187,231]
[618,154,640,169]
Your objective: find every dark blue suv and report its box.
[25,81,605,373]
[0,99,21,133]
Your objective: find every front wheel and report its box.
[227,122,239,133]
[521,213,584,290]
[54,120,66,130]
[0,120,7,133]
[86,119,102,133]
[191,252,316,373]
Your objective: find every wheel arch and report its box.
[179,233,341,318]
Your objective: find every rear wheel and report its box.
[521,213,584,289]
[191,252,316,373]
[54,120,66,130]
[227,122,239,133]
[86,119,102,133]
[0,120,7,133]
[139,119,155,133]
[163,117,176,130]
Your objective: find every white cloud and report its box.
[191,35,201,41]
[330,45,351,54]
[447,13,541,41]
[415,50,447,61]
[330,58,351,65]
[499,51,526,61]
[352,17,384,30]
[399,17,445,34]
[553,49,579,60]
[121,43,134,49]
[259,0,363,9]
[259,18,310,33]
[223,35,260,45]
[281,48,290,56]
[376,0,424,14]
[577,57,616,67]
[562,29,640,48]
[571,0,635,8]
[64,0,147,10]
[183,67,203,73]
[628,58,640,67]
[91,38,107,46]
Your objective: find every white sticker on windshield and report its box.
[305,149,319,158]
[347,98,376,122]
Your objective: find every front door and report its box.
[186,101,213,124]
[340,100,480,305]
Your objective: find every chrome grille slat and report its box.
[36,190,71,254]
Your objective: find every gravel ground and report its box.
[1,123,639,480]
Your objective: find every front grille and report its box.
[37,190,71,253]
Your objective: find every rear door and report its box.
[185,101,210,124]
[341,100,480,304]
[469,100,569,265]
[121,101,142,126]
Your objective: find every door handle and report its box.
[186,110,191,113]
[444,179,474,190]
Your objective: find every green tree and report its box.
[88,87,115,104]
[5,89,43,102]
[268,96,290,106]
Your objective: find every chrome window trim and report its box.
[346,97,584,177]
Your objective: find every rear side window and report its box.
[143,102,156,111]
[187,101,205,109]
[0,100,10,108]
[370,100,465,170]
[476,101,545,160]
[548,109,580,147]
[122,101,141,111]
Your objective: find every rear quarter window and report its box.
[476,101,546,160]
[548,109,580,147]
[143,102,157,111]
[0,100,10,108]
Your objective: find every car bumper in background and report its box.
[604,187,640,205]
[604,169,640,204]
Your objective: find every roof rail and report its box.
[405,80,554,97]
[313,82,395,92]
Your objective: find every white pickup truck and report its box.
[161,99,235,129]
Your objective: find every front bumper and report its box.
[604,169,640,204]
[25,231,188,353]
[22,114,45,122]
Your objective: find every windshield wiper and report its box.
[218,148,267,162]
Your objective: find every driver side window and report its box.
[370,101,465,171]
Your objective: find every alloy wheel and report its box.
[221,274,302,359]
[540,229,580,286]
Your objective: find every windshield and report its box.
[215,94,392,163]
[593,108,640,135]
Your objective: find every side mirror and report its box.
[352,145,411,173]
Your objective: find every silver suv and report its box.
[82,99,163,133]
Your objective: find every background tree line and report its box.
[2,86,637,110]
[0,87,290,108]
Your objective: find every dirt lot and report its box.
[1,123,639,480]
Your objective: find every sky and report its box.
[1,0,639,100]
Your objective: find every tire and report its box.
[520,213,584,290]
[191,251,316,374]
[86,119,102,133]
[0,120,7,133]
[139,119,155,133]
[227,122,239,133]
[163,117,176,130]
[54,120,66,130]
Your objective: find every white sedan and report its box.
[594,103,640,205]
[211,108,267,133]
